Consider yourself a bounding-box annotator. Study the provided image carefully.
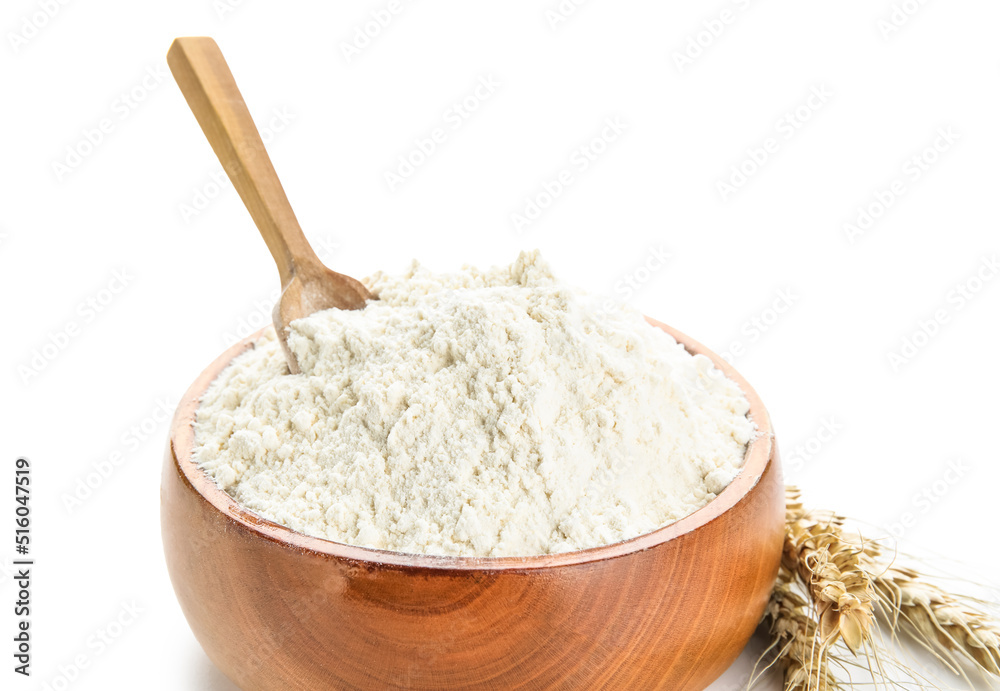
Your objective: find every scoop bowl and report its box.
[161,318,784,691]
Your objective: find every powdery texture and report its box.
[194,251,755,557]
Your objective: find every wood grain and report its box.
[167,37,371,372]
[161,320,784,690]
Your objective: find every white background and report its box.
[1,0,998,689]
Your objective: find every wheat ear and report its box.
[761,567,844,691]
[870,562,1000,678]
[783,488,876,653]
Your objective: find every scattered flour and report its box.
[194,251,755,557]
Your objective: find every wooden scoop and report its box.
[167,37,371,373]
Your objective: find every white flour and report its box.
[194,251,755,557]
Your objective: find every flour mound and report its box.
[194,251,755,557]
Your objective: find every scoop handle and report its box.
[167,37,319,286]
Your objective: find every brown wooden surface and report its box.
[161,320,784,690]
[166,37,371,372]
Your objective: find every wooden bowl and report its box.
[161,318,784,691]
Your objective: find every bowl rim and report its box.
[168,317,774,571]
